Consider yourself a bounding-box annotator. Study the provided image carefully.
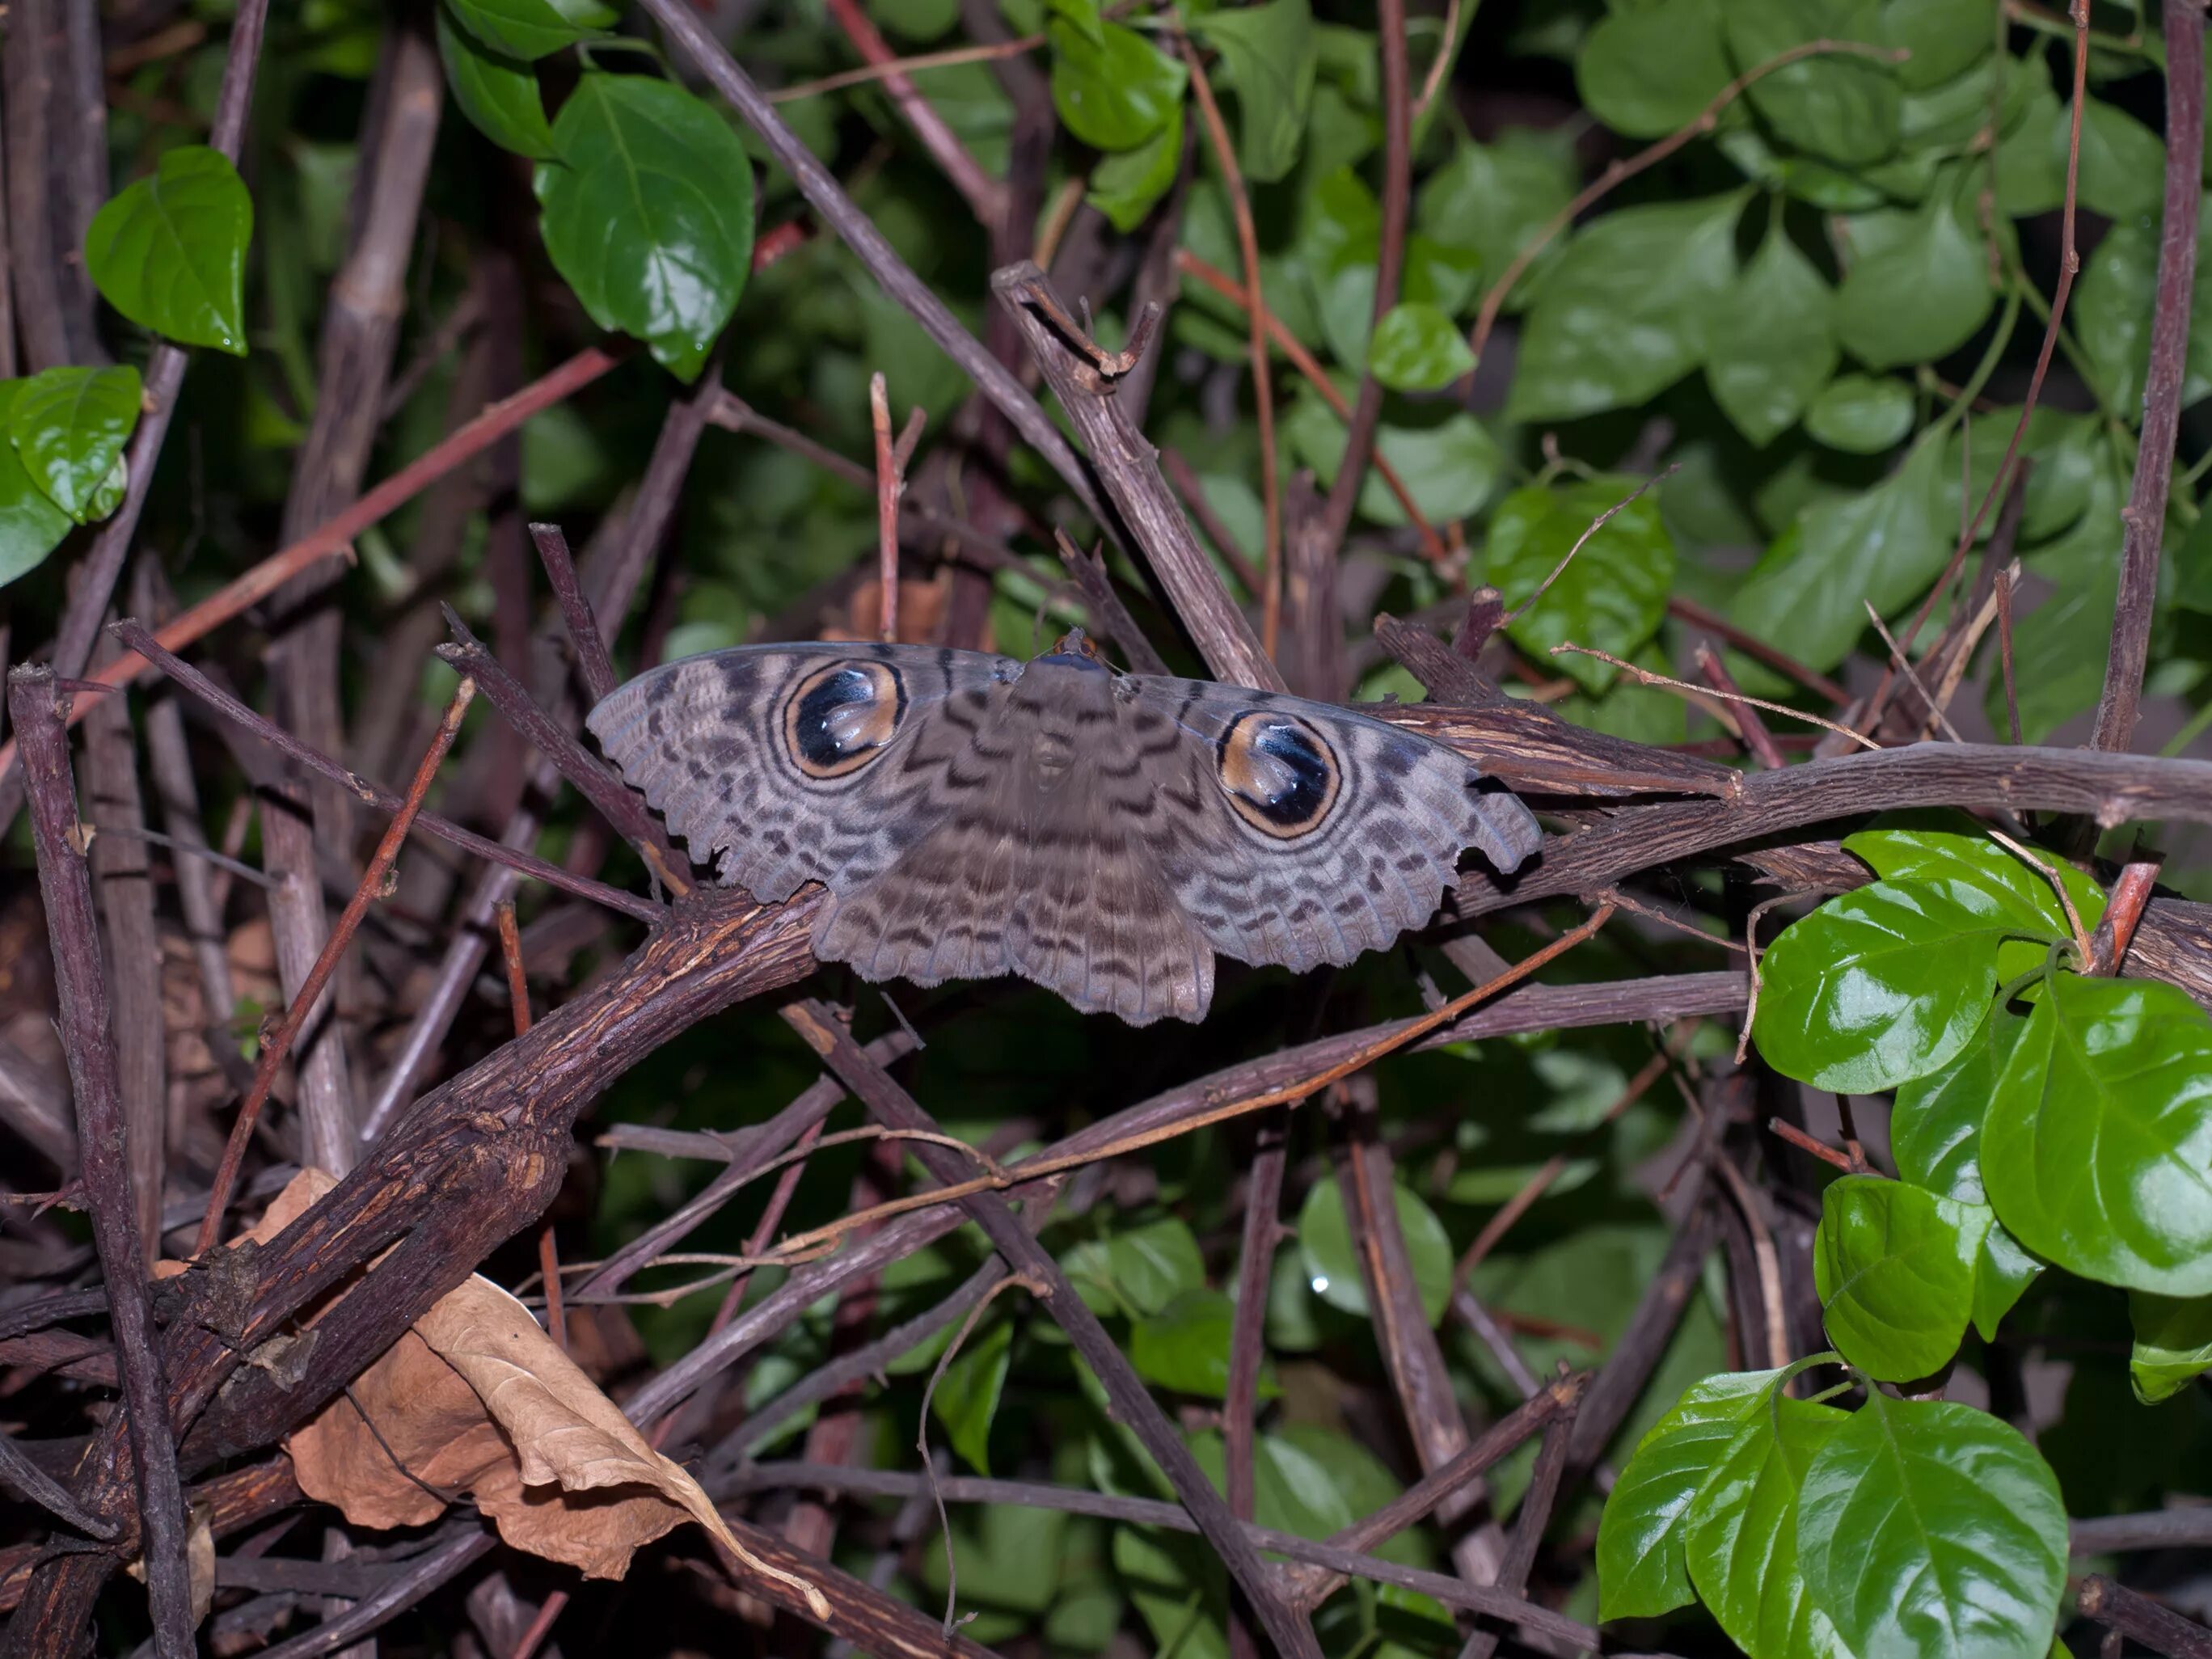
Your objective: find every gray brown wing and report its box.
[1121,677,1543,976]
[584,642,1019,904]
[813,657,1215,1024]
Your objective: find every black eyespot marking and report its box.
[1217,711,1341,839]
[782,660,906,779]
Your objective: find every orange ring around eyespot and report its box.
[1216,710,1341,838]
[782,659,905,779]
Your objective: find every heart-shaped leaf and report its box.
[445,0,615,61]
[536,73,754,381]
[1813,1176,1986,1382]
[1486,475,1676,694]
[1982,975,2212,1296]
[0,382,74,588]
[1799,1392,2066,1659]
[437,2,555,160]
[84,147,251,353]
[10,365,141,522]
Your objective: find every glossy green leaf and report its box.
[1893,1006,2028,1204]
[1706,224,1838,447]
[1598,1367,1782,1619]
[437,1,555,160]
[1191,0,1315,184]
[1298,1176,1452,1326]
[1683,1390,1855,1659]
[1576,0,1733,137]
[1368,301,1474,390]
[445,0,615,60]
[2075,98,2164,222]
[1752,876,2037,1092]
[2072,205,2212,416]
[1087,103,1181,231]
[1813,1176,1986,1381]
[1045,0,1104,47]
[1415,129,1574,306]
[1846,825,2107,962]
[1733,427,1949,673]
[0,382,74,588]
[1799,1392,2067,1659]
[84,146,251,354]
[2127,1291,2212,1404]
[1130,1289,1247,1398]
[932,1316,1013,1475]
[1050,19,1185,151]
[1509,192,1746,422]
[1835,192,1991,369]
[537,73,754,381]
[1804,373,1914,453]
[1972,1219,2043,1341]
[1486,475,1677,694]
[1982,976,2212,1296]
[10,365,141,523]
[1063,1217,1205,1318]
[1724,0,1901,167]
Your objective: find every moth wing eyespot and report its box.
[1216,711,1342,838]
[782,659,907,779]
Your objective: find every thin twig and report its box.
[110,621,662,926]
[1767,1117,1863,1174]
[1666,594,1849,707]
[196,678,476,1254]
[1550,644,1880,749]
[871,373,903,642]
[771,31,1048,102]
[2089,855,2161,974]
[1181,34,1281,658]
[1695,643,1785,769]
[917,1274,1041,1636]
[530,523,618,708]
[1502,467,1675,630]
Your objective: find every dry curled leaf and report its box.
[238,1171,824,1613]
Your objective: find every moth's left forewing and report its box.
[1126,678,1540,974]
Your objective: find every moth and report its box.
[587,632,1542,1025]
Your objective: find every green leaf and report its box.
[1993,73,2067,217]
[10,366,141,523]
[1063,1218,1206,1318]
[1999,449,2127,743]
[2128,1291,2212,1404]
[0,382,74,588]
[1982,975,2212,1296]
[1725,0,1901,166]
[536,73,754,381]
[1813,1176,1986,1382]
[1683,1387,1855,1659]
[1285,390,1502,526]
[1598,1367,1783,1620]
[1191,0,1315,184]
[1706,223,1838,447]
[931,1317,1013,1475]
[1835,191,1992,369]
[1881,0,1992,91]
[2075,205,2212,420]
[1751,876,2040,1093]
[1130,1289,1244,1398]
[1893,1006,2028,1204]
[1805,373,1914,453]
[2075,97,2165,222]
[1087,104,1182,231]
[1732,427,1949,673]
[437,2,555,160]
[1972,1221,2043,1341]
[1298,1176,1452,1326]
[1845,825,2108,960]
[1576,0,1734,137]
[445,0,615,60]
[1508,192,1746,422]
[83,146,251,354]
[1799,1392,2067,1659]
[1485,475,1677,693]
[1368,301,1475,391]
[1050,19,1186,151]
[1415,129,1576,305]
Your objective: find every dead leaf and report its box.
[127,1501,215,1628]
[243,1171,825,1614]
